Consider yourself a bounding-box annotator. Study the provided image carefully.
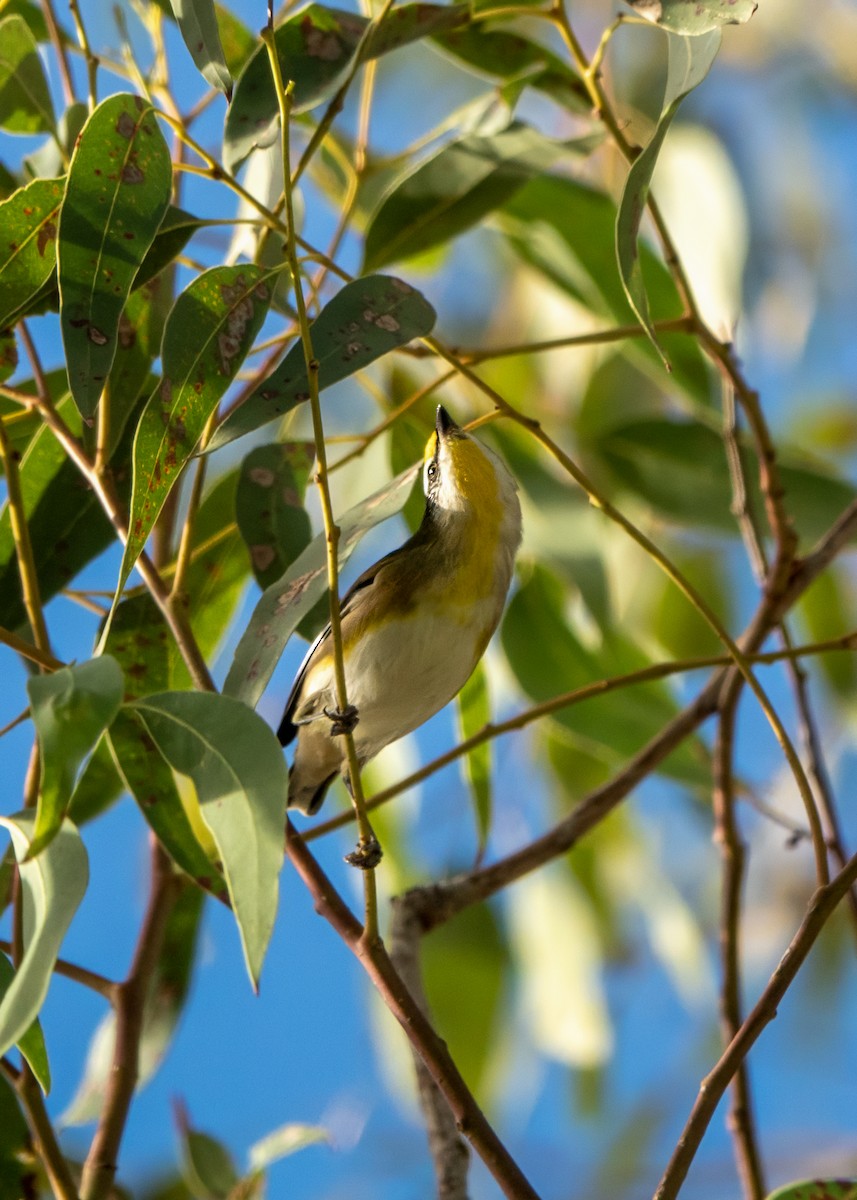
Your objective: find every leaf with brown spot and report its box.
[118,263,279,601]
[235,442,315,590]
[58,93,173,419]
[0,14,55,134]
[626,0,757,35]
[208,274,435,451]
[0,177,63,328]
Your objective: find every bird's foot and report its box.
[344,834,383,870]
[323,703,359,736]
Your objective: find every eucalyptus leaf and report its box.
[209,275,436,451]
[225,463,419,707]
[764,1184,857,1200]
[58,93,173,418]
[26,656,124,857]
[455,663,492,862]
[249,1122,329,1170]
[132,692,289,987]
[0,953,50,1093]
[236,442,315,589]
[169,0,232,94]
[0,814,88,1062]
[0,176,63,328]
[120,265,278,597]
[0,14,54,134]
[626,0,757,35]
[615,30,721,365]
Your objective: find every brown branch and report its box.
[79,845,182,1200]
[712,691,766,1200]
[0,940,116,1002]
[0,625,64,672]
[653,850,857,1200]
[285,822,542,1200]
[389,899,470,1199]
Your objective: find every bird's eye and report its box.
[427,462,438,482]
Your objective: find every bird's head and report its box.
[422,406,519,531]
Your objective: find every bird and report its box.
[277,405,522,817]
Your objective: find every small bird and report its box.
[278,405,522,816]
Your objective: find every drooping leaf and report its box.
[67,736,126,827]
[455,663,492,862]
[236,442,315,589]
[502,176,713,405]
[0,14,54,134]
[63,885,205,1126]
[131,691,289,987]
[0,813,89,1061]
[223,3,469,172]
[132,207,206,292]
[0,176,63,328]
[120,265,278,596]
[625,0,757,35]
[104,273,171,459]
[0,952,50,1092]
[363,123,599,273]
[26,656,124,857]
[432,24,589,112]
[225,463,419,707]
[103,593,229,899]
[209,274,436,451]
[248,1123,329,1171]
[169,0,232,94]
[615,30,721,365]
[58,93,173,418]
[175,1105,240,1200]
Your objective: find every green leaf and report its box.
[455,663,492,862]
[131,692,288,987]
[0,952,50,1092]
[501,564,711,789]
[502,176,712,405]
[103,593,229,898]
[797,568,857,698]
[209,274,436,451]
[0,1075,30,1197]
[67,736,125,827]
[615,30,721,365]
[765,1183,857,1200]
[0,329,15,383]
[223,3,468,172]
[0,176,63,328]
[26,657,124,857]
[236,442,315,589]
[133,206,206,291]
[626,0,757,35]
[248,1123,328,1171]
[225,463,419,707]
[104,273,171,459]
[63,885,205,1126]
[432,24,589,112]
[169,0,232,94]
[0,813,89,1061]
[0,14,54,134]
[176,1106,240,1200]
[422,904,509,1094]
[363,123,596,273]
[58,93,173,418]
[22,101,86,181]
[119,264,277,596]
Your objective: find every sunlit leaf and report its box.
[615,31,721,365]
[248,1122,329,1170]
[236,442,315,589]
[225,463,419,707]
[0,813,88,1062]
[104,273,170,459]
[209,274,436,451]
[765,1183,857,1200]
[455,663,492,862]
[58,93,173,419]
[0,952,50,1092]
[63,885,205,1126]
[120,264,278,595]
[0,176,63,328]
[175,1104,239,1200]
[363,123,598,273]
[169,0,232,94]
[0,15,54,134]
[26,656,124,857]
[626,0,757,35]
[67,736,125,827]
[132,692,288,987]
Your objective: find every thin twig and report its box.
[0,940,116,1001]
[0,626,63,672]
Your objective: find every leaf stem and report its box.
[68,0,99,110]
[0,625,63,671]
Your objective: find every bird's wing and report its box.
[275,551,397,746]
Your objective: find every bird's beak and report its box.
[436,405,459,439]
